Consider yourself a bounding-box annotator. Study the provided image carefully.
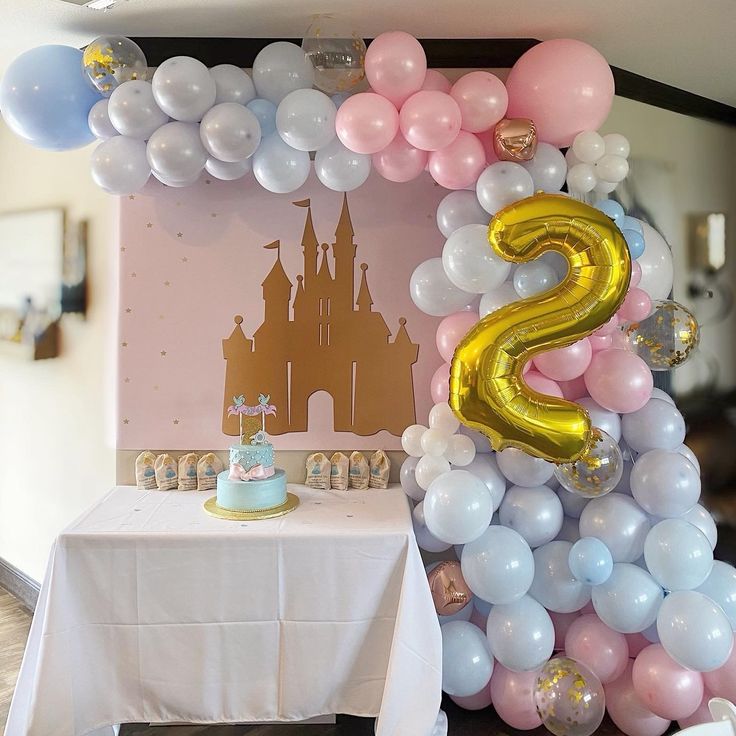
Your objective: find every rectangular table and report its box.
[6,484,442,736]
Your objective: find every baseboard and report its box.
[0,556,40,612]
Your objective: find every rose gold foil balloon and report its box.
[427,560,472,615]
[493,118,538,162]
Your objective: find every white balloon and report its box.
[108,80,168,140]
[603,133,630,158]
[152,56,216,122]
[252,41,315,105]
[415,454,452,490]
[410,258,475,317]
[88,99,118,139]
[445,434,476,466]
[401,456,426,501]
[314,137,371,192]
[147,122,206,182]
[429,402,461,435]
[595,154,629,183]
[593,179,618,195]
[566,163,597,193]
[421,428,449,457]
[251,134,311,193]
[91,135,151,195]
[650,387,675,405]
[464,455,506,511]
[521,142,567,192]
[676,444,701,473]
[276,88,337,151]
[638,223,674,301]
[205,156,251,181]
[210,64,256,105]
[479,282,518,318]
[476,162,534,215]
[513,261,558,298]
[496,447,554,487]
[436,190,489,238]
[151,169,201,188]
[200,103,261,162]
[572,131,605,163]
[401,423,427,457]
[442,224,512,294]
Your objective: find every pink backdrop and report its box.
[117,169,448,450]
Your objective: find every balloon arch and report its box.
[0,25,728,736]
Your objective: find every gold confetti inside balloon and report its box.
[623,299,699,370]
[82,36,148,97]
[534,656,606,736]
[302,16,366,94]
[554,429,623,498]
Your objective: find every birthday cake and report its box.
[215,393,288,513]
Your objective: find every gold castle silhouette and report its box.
[222,195,419,437]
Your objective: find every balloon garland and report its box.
[1,25,727,736]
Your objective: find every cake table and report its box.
[5,484,442,736]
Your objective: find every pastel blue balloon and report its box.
[631,450,701,518]
[569,537,614,586]
[499,484,563,548]
[486,594,554,671]
[0,45,101,150]
[697,560,736,628]
[556,486,589,518]
[644,518,713,591]
[555,516,581,544]
[460,525,534,604]
[246,98,277,136]
[619,215,643,234]
[621,398,686,454]
[331,92,351,108]
[642,621,661,643]
[594,199,625,221]
[529,541,591,613]
[657,590,734,671]
[441,621,494,696]
[591,562,664,633]
[579,492,650,562]
[623,229,646,259]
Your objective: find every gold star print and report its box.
[121,341,128,348]
[153,385,159,391]
[131,272,137,278]
[128,195,135,200]
[210,212,217,218]
[173,419,180,425]
[124,377,130,383]
[146,222,153,229]
[177,232,183,238]
[205,179,212,185]
[159,314,165,320]
[120,246,126,252]
[125,308,132,314]
[164,280,171,287]
[160,350,167,357]
[181,257,188,263]
[176,201,182,207]
[123,418,130,425]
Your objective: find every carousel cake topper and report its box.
[227,392,277,444]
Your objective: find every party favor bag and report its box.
[349,451,370,490]
[197,453,223,491]
[135,451,158,490]
[305,452,331,489]
[154,453,178,490]
[330,452,350,490]
[369,450,391,489]
[177,452,199,490]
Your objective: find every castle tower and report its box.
[221,315,253,434]
[295,199,318,288]
[261,241,292,326]
[356,263,372,312]
[332,194,357,317]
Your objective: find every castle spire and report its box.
[222,315,252,360]
[356,263,373,311]
[332,194,357,315]
[261,243,292,325]
[336,192,354,238]
[295,199,318,286]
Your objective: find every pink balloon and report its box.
[584,349,653,414]
[476,129,500,164]
[364,31,427,108]
[593,313,620,337]
[558,375,588,401]
[431,362,450,403]
[565,614,629,684]
[605,663,671,736]
[490,664,542,730]
[335,93,400,155]
[436,311,479,362]
[549,610,580,650]
[372,131,428,182]
[534,338,593,382]
[631,260,643,288]
[704,644,736,701]
[619,288,652,322]
[506,39,615,148]
[627,632,652,658]
[399,91,462,151]
[525,370,564,398]
[632,644,705,721]
[421,69,452,94]
[450,71,509,133]
[677,690,716,729]
[450,682,492,710]
[589,333,613,352]
[428,131,486,190]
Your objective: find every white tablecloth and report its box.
[5,485,442,736]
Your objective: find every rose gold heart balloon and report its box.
[427,560,472,615]
[493,117,538,162]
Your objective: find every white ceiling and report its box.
[1,0,733,107]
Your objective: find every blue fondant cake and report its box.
[216,468,287,512]
[229,442,274,471]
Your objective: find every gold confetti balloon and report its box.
[623,299,700,370]
[302,16,366,94]
[534,656,606,736]
[554,429,623,498]
[82,36,148,97]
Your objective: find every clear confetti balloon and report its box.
[534,656,606,736]
[554,429,623,498]
[623,299,699,370]
[302,15,367,94]
[82,36,148,97]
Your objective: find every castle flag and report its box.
[292,199,311,207]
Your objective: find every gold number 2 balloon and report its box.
[450,194,631,463]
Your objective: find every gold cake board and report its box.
[203,492,300,521]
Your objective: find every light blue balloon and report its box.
[498,485,563,548]
[657,590,734,671]
[621,398,686,455]
[644,518,713,591]
[251,134,311,193]
[591,562,664,633]
[630,450,701,518]
[0,45,101,150]
[486,594,554,671]
[623,229,646,259]
[460,525,534,604]
[619,215,643,234]
[697,561,736,629]
[642,621,660,643]
[529,541,591,613]
[555,516,581,544]
[569,537,614,586]
[331,92,351,108]
[579,492,650,562]
[245,98,277,137]
[556,487,589,519]
[594,199,624,221]
[441,621,494,696]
